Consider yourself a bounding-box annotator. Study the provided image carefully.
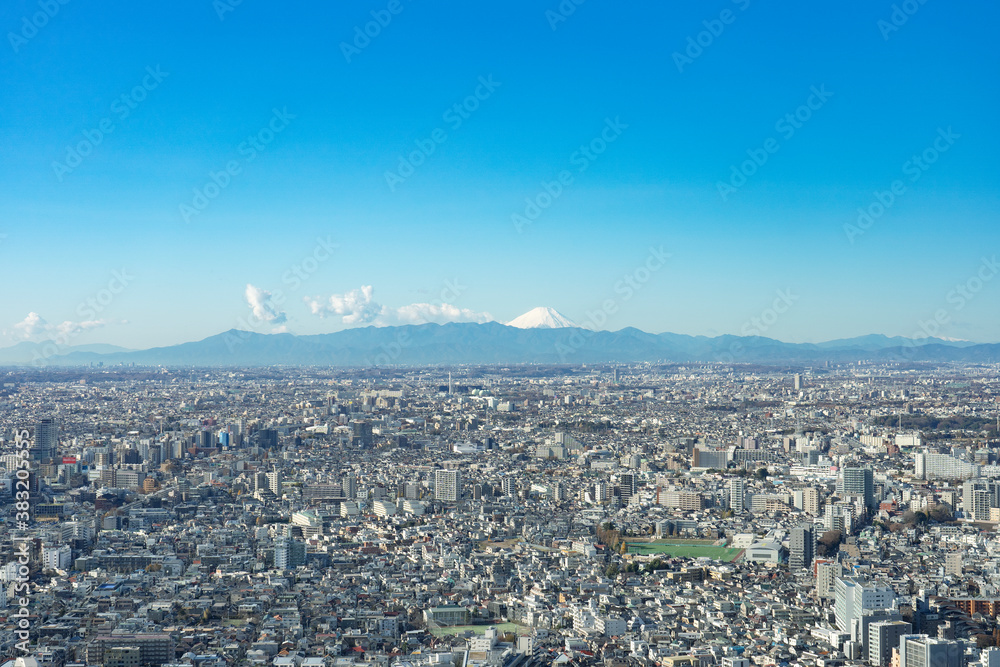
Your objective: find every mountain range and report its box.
[3,313,997,367]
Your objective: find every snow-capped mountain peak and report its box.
[507,307,576,329]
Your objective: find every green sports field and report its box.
[625,542,741,561]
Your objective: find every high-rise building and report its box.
[266,470,282,497]
[32,418,58,461]
[803,487,820,515]
[789,523,815,570]
[619,473,637,504]
[343,473,357,500]
[842,467,875,511]
[868,620,912,666]
[964,480,992,521]
[274,536,306,569]
[899,635,963,667]
[435,469,461,502]
[729,478,746,513]
[835,577,895,636]
[816,560,841,599]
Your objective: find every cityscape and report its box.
[0,361,999,667]
[2,1,999,667]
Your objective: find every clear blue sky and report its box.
[2,0,998,348]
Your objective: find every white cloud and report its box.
[391,302,493,325]
[305,285,383,325]
[306,286,493,327]
[245,284,287,324]
[13,312,47,338]
[9,312,119,344]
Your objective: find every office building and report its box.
[274,536,306,569]
[842,467,875,511]
[868,620,911,666]
[789,523,815,570]
[619,473,637,504]
[693,447,729,469]
[32,418,58,461]
[835,577,895,635]
[898,635,963,667]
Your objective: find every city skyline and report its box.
[3,0,998,350]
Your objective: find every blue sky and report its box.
[1,0,998,348]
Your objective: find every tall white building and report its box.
[835,577,894,635]
[729,478,746,513]
[816,560,841,599]
[41,544,72,571]
[435,469,462,502]
[915,451,979,480]
[266,470,282,497]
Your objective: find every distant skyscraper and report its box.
[789,523,815,570]
[32,418,58,461]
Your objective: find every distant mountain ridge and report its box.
[3,323,997,367]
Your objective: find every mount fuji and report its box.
[506,307,577,329]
